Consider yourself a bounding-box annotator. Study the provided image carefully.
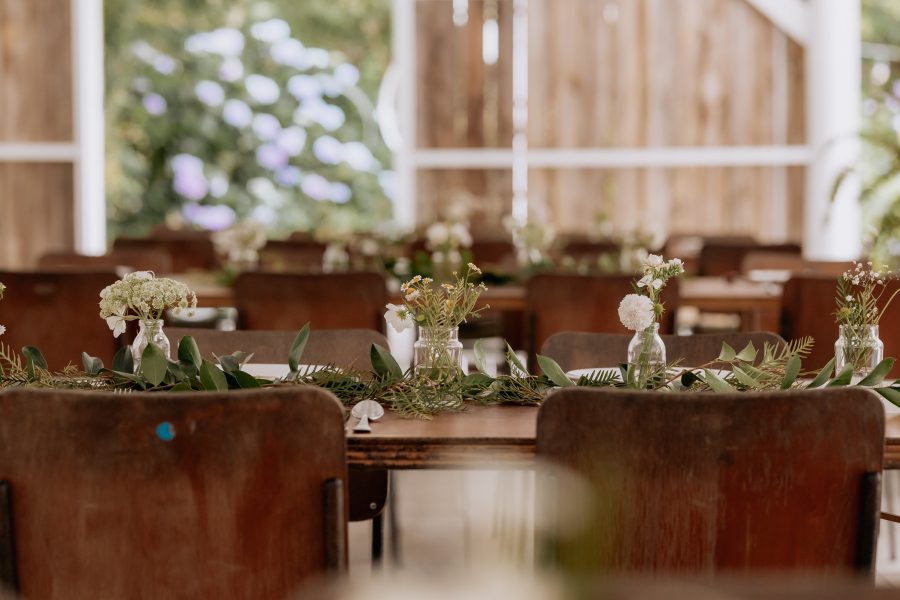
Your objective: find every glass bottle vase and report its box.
[834,324,884,381]
[132,319,171,372]
[626,323,666,386]
[414,326,463,376]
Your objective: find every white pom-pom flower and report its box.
[618,293,655,332]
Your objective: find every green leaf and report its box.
[806,358,836,389]
[717,342,736,362]
[876,387,900,408]
[177,336,202,369]
[199,359,228,391]
[702,369,735,392]
[730,365,762,389]
[233,370,261,388]
[170,381,193,392]
[780,356,802,390]
[857,358,896,387]
[735,342,757,363]
[506,343,529,377]
[21,346,47,370]
[288,323,310,372]
[536,355,574,387]
[826,364,854,387]
[81,352,104,376]
[217,353,241,374]
[473,339,490,375]
[165,360,187,383]
[370,344,402,379]
[112,346,134,374]
[140,344,167,387]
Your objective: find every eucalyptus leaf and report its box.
[730,365,762,389]
[806,358,836,389]
[701,369,735,392]
[735,342,757,363]
[288,324,311,372]
[473,339,490,375]
[780,356,802,390]
[199,360,228,391]
[140,344,167,386]
[857,358,896,387]
[112,346,134,374]
[217,354,241,374]
[370,344,402,379]
[233,370,261,388]
[826,364,854,387]
[717,343,736,362]
[536,355,574,387]
[177,336,202,369]
[170,381,193,392]
[22,346,48,370]
[876,387,900,408]
[166,360,187,383]
[81,352,104,376]
[506,343,529,377]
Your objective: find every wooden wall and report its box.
[0,0,75,269]
[415,0,807,243]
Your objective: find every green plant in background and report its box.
[104,0,393,240]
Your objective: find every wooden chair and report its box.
[781,274,900,377]
[167,328,390,562]
[37,249,173,274]
[112,232,218,273]
[697,241,801,277]
[169,328,387,373]
[0,387,347,597]
[0,270,122,368]
[525,273,680,369]
[233,272,387,332]
[469,237,517,270]
[540,331,786,371]
[740,252,849,279]
[259,239,327,272]
[537,387,883,575]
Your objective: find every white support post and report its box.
[72,0,107,255]
[510,0,529,225]
[392,0,417,229]
[804,0,862,260]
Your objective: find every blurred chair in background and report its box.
[697,240,801,278]
[0,270,121,368]
[112,230,217,273]
[38,249,173,274]
[259,239,327,272]
[537,387,882,575]
[0,387,347,596]
[741,251,850,280]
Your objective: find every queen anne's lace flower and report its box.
[98,272,197,338]
[618,293,655,332]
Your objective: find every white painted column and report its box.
[72,0,107,255]
[804,0,862,260]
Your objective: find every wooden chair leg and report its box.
[371,513,384,567]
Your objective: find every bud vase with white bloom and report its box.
[834,262,898,380]
[98,271,197,371]
[385,263,488,375]
[618,254,684,388]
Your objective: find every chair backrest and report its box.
[37,249,173,274]
[740,252,849,278]
[170,328,387,369]
[536,387,884,575]
[540,331,786,371]
[469,237,517,269]
[233,271,387,332]
[781,274,900,377]
[0,387,347,597]
[698,241,801,277]
[0,270,122,368]
[259,239,327,272]
[526,273,680,368]
[112,235,218,273]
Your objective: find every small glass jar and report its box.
[835,324,884,381]
[132,319,171,371]
[414,326,463,376]
[627,323,666,386]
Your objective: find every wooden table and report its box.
[347,404,900,470]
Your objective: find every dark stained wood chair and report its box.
[259,239,327,272]
[697,240,801,278]
[541,331,786,371]
[167,327,390,563]
[37,249,173,274]
[537,387,883,576]
[781,274,900,377]
[0,387,347,597]
[112,231,218,273]
[0,270,122,368]
[525,273,681,370]
[470,237,517,270]
[233,272,387,332]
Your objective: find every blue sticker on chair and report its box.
[156,422,175,442]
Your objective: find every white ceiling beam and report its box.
[743,0,810,47]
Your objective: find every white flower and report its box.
[105,305,128,338]
[384,303,414,333]
[450,222,473,247]
[618,294,655,332]
[425,222,450,247]
[643,254,664,268]
[637,274,653,288]
[405,289,420,301]
[652,279,663,289]
[0,324,5,337]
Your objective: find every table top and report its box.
[346,402,900,470]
